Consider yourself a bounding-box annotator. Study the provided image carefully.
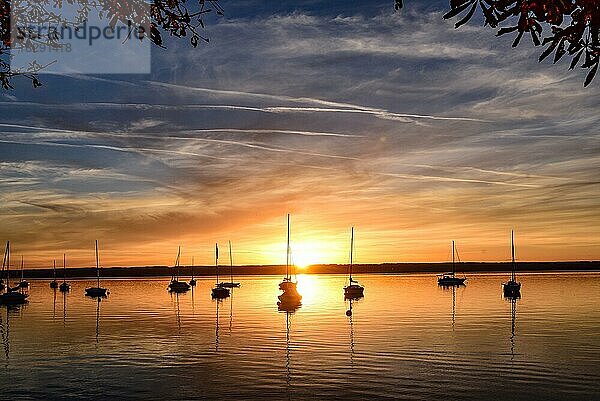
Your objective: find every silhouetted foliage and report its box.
[441,0,599,86]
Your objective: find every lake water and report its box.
[0,273,599,400]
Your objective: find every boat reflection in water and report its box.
[504,287,520,361]
[439,283,462,330]
[1,303,27,362]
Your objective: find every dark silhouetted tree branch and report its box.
[438,1,599,86]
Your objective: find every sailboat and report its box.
[50,259,59,289]
[344,227,364,299]
[16,256,29,289]
[189,256,197,287]
[0,244,5,292]
[502,230,522,297]
[0,241,29,304]
[168,246,190,293]
[218,241,240,288]
[437,241,466,286]
[59,253,70,292]
[85,240,108,297]
[279,214,298,292]
[278,214,302,307]
[212,243,230,299]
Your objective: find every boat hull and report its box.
[503,280,521,296]
[50,281,59,289]
[59,282,71,292]
[437,276,466,286]
[279,280,297,291]
[85,287,108,297]
[278,289,302,303]
[218,282,240,288]
[344,284,364,299]
[17,281,29,289]
[168,281,190,293]
[0,291,29,304]
[211,286,230,299]
[188,279,197,287]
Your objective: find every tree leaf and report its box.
[584,63,598,87]
[443,1,474,20]
[569,50,583,70]
[455,2,478,28]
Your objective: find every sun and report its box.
[290,242,328,269]
[293,254,314,269]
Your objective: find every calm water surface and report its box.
[1,273,599,400]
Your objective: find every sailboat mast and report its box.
[511,231,516,282]
[191,256,194,280]
[6,241,10,284]
[63,254,66,283]
[215,243,219,284]
[229,240,233,283]
[286,214,290,280]
[95,240,100,287]
[452,240,455,276]
[3,241,9,286]
[21,255,24,281]
[349,227,354,284]
[53,259,56,280]
[1,242,6,285]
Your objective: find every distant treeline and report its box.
[8,261,600,279]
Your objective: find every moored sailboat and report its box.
[344,227,364,299]
[437,241,466,286]
[59,253,70,292]
[85,240,108,297]
[16,256,29,289]
[502,230,522,297]
[189,256,197,287]
[212,243,230,299]
[279,215,299,293]
[0,241,29,304]
[278,214,301,307]
[218,240,240,288]
[168,246,190,293]
[50,259,59,289]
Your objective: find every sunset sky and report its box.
[0,0,599,268]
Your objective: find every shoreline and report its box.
[8,261,600,279]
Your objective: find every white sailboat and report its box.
[344,227,364,299]
[168,246,190,293]
[85,240,108,297]
[502,230,522,297]
[0,241,29,304]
